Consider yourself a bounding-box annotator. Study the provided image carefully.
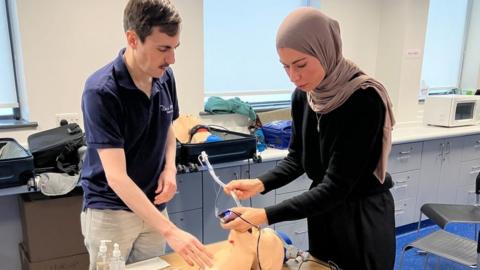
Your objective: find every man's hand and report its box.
[224,179,265,200]
[164,227,214,269]
[220,207,268,233]
[154,167,177,205]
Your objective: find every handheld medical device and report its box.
[217,209,237,224]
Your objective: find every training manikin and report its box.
[207,228,284,270]
[198,152,285,270]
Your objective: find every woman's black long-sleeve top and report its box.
[259,87,393,225]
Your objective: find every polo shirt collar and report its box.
[113,48,166,95]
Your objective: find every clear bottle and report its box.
[109,243,125,270]
[96,240,111,270]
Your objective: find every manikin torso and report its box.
[208,228,284,270]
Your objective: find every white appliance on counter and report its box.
[424,95,480,127]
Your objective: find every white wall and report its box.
[461,0,480,90]
[320,0,382,76]
[1,0,203,144]
[0,0,437,143]
[375,0,430,124]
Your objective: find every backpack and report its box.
[27,123,85,175]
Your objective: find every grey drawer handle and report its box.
[468,190,476,194]
[399,150,412,155]
[393,184,407,190]
[397,155,411,161]
[394,209,405,214]
[294,230,308,235]
[395,176,410,183]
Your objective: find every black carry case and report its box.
[0,138,34,188]
[27,123,85,174]
[177,127,259,173]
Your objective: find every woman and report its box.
[222,7,396,270]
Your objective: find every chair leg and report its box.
[424,253,430,270]
[398,249,407,270]
[417,211,423,234]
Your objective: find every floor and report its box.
[395,223,478,270]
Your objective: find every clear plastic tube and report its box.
[198,151,242,207]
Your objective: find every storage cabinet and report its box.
[243,161,276,208]
[166,209,203,253]
[418,137,463,209]
[167,172,203,214]
[455,159,480,204]
[275,190,309,251]
[390,171,420,226]
[166,172,203,252]
[388,142,422,226]
[456,134,480,204]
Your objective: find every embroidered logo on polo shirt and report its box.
[160,104,174,114]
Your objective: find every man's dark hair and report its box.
[123,0,182,42]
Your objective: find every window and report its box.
[204,0,312,107]
[0,0,18,118]
[420,0,470,98]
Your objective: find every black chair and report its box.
[399,174,480,269]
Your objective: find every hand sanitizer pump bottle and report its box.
[109,243,125,270]
[96,240,111,270]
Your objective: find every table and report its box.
[160,241,331,270]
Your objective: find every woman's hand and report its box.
[220,207,268,233]
[224,179,265,200]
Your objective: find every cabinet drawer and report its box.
[388,142,422,173]
[461,134,480,161]
[167,209,203,252]
[390,171,420,201]
[458,159,480,187]
[168,172,202,214]
[276,173,311,195]
[455,184,477,205]
[275,219,309,252]
[276,190,304,204]
[275,190,304,225]
[394,198,417,227]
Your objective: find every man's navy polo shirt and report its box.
[80,49,179,211]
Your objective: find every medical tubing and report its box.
[199,151,242,207]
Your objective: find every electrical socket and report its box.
[55,113,80,126]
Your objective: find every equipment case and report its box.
[0,138,34,188]
[177,127,259,173]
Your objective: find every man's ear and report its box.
[126,30,139,49]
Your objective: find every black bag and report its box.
[27,123,85,175]
[176,126,259,173]
[0,138,34,188]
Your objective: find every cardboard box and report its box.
[19,189,87,262]
[19,243,89,270]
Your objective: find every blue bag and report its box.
[261,120,292,149]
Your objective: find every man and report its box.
[80,1,212,269]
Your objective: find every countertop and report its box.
[2,124,480,197]
[259,124,480,162]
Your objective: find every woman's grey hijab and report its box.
[276,7,395,183]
